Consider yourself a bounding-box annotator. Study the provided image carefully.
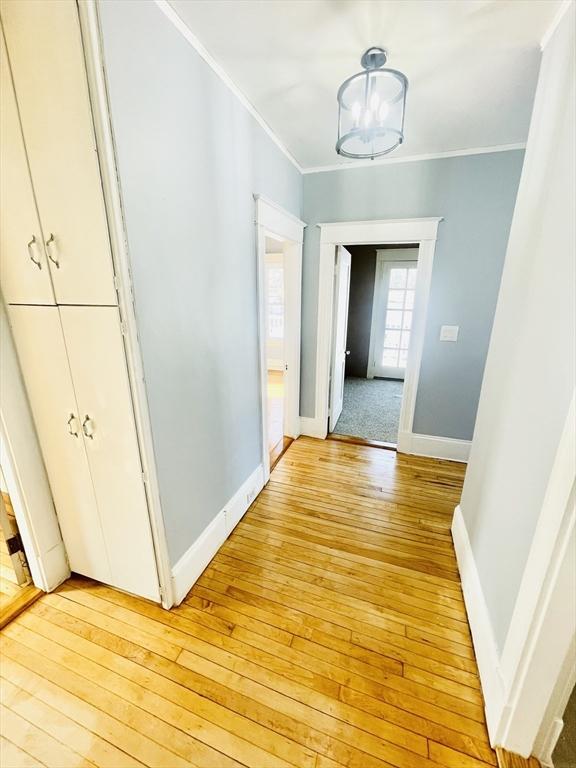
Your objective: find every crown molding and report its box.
[155,0,303,173]
[301,143,527,175]
[540,0,573,50]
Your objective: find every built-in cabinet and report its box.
[0,1,160,601]
[1,0,116,306]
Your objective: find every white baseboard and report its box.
[452,504,505,741]
[299,416,327,439]
[171,464,264,605]
[398,431,471,462]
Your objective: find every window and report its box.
[266,263,284,340]
[381,266,416,369]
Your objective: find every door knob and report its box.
[26,236,42,269]
[67,413,79,437]
[82,415,95,439]
[45,233,60,268]
[345,350,351,355]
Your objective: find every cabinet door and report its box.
[60,307,160,602]
[7,306,112,583]
[0,32,54,305]
[1,0,117,306]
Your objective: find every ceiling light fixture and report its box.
[336,47,408,159]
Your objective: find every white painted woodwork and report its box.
[0,33,54,305]
[7,306,111,584]
[60,307,160,602]
[0,0,117,305]
[328,246,351,432]
[255,195,304,482]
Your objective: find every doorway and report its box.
[264,241,292,469]
[328,244,418,448]
[312,218,441,452]
[255,195,305,481]
[0,465,41,627]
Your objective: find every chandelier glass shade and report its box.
[336,47,408,159]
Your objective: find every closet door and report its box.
[60,307,160,602]
[0,32,54,305]
[7,306,112,584]
[1,0,117,306]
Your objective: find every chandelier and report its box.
[336,47,408,159]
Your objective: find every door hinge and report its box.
[120,319,128,336]
[6,533,24,556]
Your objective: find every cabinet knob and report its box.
[67,413,79,437]
[45,233,60,268]
[27,236,42,270]
[82,415,95,440]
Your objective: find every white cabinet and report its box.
[1,0,117,306]
[0,33,55,305]
[8,306,160,602]
[60,307,160,601]
[1,1,161,603]
[8,306,110,584]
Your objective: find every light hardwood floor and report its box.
[0,437,499,768]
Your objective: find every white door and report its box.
[370,260,418,380]
[329,246,351,432]
[0,33,54,305]
[7,306,112,584]
[60,307,160,602]
[1,0,117,306]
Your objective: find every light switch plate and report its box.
[440,325,459,342]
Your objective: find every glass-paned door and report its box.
[370,260,417,380]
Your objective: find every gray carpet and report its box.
[333,377,403,443]
[553,685,576,768]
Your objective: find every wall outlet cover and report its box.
[440,325,459,342]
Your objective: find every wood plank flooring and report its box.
[0,436,498,767]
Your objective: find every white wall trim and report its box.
[79,0,173,608]
[495,392,576,758]
[454,395,576,757]
[398,432,471,462]
[452,505,506,740]
[302,144,527,175]
[171,464,264,605]
[299,416,328,440]
[313,218,441,445]
[153,1,302,174]
[255,195,304,483]
[540,0,574,50]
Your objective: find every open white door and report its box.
[329,246,351,432]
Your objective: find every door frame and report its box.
[79,0,173,607]
[314,218,442,449]
[328,246,352,432]
[255,194,305,483]
[367,249,419,381]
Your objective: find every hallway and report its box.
[0,438,496,768]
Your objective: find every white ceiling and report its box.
[168,0,562,171]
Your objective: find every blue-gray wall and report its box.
[99,0,301,565]
[301,151,525,440]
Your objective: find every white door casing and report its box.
[312,218,441,446]
[328,246,351,432]
[7,305,111,584]
[0,31,54,305]
[60,306,160,602]
[255,195,305,482]
[1,0,117,306]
